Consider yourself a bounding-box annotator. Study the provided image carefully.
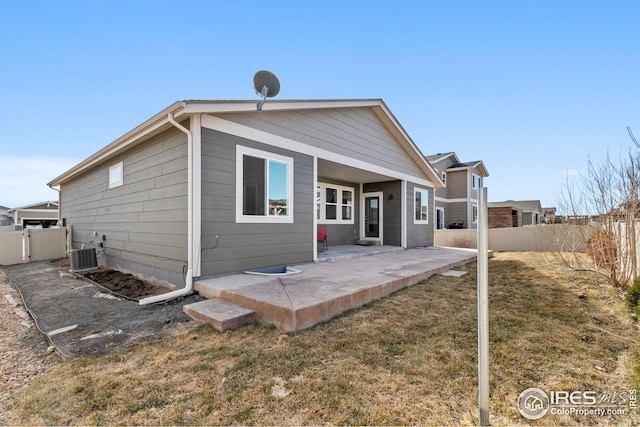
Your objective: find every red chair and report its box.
[317,227,328,252]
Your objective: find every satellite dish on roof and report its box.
[254,70,280,111]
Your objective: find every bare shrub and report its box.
[586,229,618,271]
[554,142,640,288]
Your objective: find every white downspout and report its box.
[139,113,194,305]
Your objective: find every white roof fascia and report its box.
[48,102,187,186]
[447,162,481,172]
[10,201,59,211]
[49,98,441,188]
[448,161,490,177]
[181,99,382,114]
[372,101,444,188]
[428,152,459,164]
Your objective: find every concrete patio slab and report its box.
[193,246,478,332]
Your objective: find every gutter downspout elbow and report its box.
[138,274,193,305]
[48,184,62,227]
[139,113,194,305]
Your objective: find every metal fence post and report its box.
[477,186,490,426]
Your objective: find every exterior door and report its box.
[436,207,445,229]
[361,192,383,243]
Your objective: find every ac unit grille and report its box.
[69,248,97,272]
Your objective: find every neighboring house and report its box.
[488,205,523,228]
[0,205,11,224]
[48,99,443,287]
[425,152,489,230]
[488,200,544,227]
[542,207,556,224]
[0,205,14,232]
[8,201,59,230]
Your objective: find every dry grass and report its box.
[452,237,474,248]
[6,252,639,426]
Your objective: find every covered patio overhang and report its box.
[315,158,407,258]
[317,158,397,184]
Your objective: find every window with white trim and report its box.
[441,171,446,185]
[472,174,481,189]
[317,183,354,224]
[414,188,429,224]
[108,162,123,188]
[236,145,293,223]
[472,204,478,224]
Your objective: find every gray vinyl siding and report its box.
[218,108,425,178]
[470,165,483,200]
[447,170,468,199]
[432,157,457,200]
[59,127,189,285]
[435,200,447,211]
[406,182,434,247]
[200,128,314,276]
[363,181,402,246]
[446,202,468,228]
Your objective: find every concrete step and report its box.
[183,298,256,332]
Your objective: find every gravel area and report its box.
[0,268,57,426]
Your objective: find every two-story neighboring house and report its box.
[425,152,489,229]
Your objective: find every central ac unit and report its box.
[69,248,97,272]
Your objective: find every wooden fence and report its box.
[435,224,592,252]
[0,227,67,266]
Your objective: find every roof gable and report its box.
[425,152,459,165]
[447,161,489,177]
[49,99,442,188]
[426,151,489,177]
[10,201,58,211]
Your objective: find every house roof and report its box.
[9,201,58,211]
[488,200,543,213]
[425,152,489,177]
[447,160,489,177]
[424,152,459,164]
[48,99,443,188]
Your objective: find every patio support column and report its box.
[313,156,318,262]
[401,180,407,248]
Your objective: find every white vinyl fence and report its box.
[0,227,67,266]
[435,224,592,252]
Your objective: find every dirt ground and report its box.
[0,269,56,426]
[82,269,172,300]
[54,258,171,300]
[2,259,203,360]
[0,259,202,424]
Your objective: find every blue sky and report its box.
[1,0,638,210]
